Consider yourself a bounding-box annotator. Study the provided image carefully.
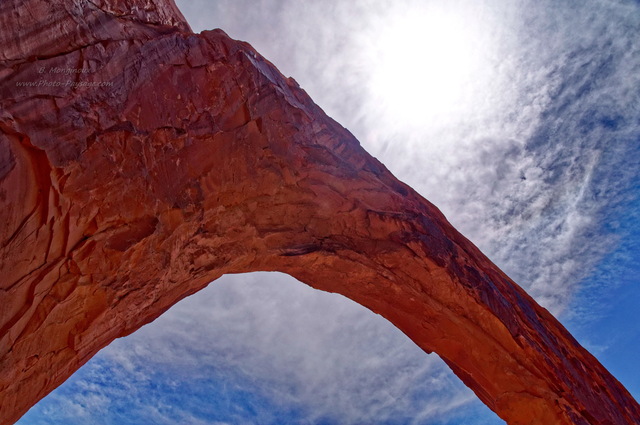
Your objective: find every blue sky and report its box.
[17,0,639,424]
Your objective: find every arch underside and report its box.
[0,1,639,424]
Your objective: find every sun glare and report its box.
[366,7,489,128]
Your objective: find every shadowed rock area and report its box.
[1,1,639,424]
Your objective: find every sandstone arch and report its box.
[1,1,639,424]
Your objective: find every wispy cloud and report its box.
[105,273,488,424]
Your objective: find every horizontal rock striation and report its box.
[1,1,639,424]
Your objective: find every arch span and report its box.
[0,1,638,424]
[42,271,486,424]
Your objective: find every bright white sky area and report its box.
[18,1,640,424]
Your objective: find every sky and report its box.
[17,0,640,424]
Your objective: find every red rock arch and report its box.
[0,1,638,424]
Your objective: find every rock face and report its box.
[0,1,638,424]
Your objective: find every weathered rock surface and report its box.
[0,1,638,424]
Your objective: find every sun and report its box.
[366,7,486,128]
